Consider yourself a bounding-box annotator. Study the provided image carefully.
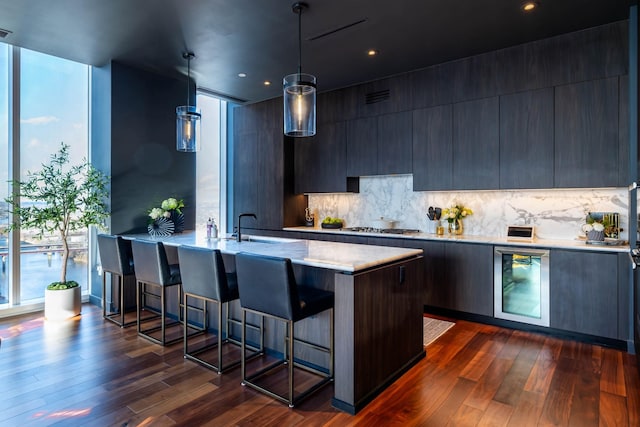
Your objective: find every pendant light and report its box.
[283,2,316,137]
[176,52,201,152]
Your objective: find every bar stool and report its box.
[178,246,263,373]
[131,239,201,346]
[97,234,136,327]
[235,252,334,408]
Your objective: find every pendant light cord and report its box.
[297,6,302,76]
[186,55,191,107]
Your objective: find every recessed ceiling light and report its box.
[367,49,378,57]
[264,80,271,86]
[521,1,538,12]
[238,72,247,78]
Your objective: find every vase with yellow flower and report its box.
[442,204,473,235]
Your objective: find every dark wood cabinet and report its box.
[355,75,412,118]
[233,101,305,231]
[346,112,412,178]
[439,243,494,316]
[294,121,348,193]
[550,249,618,339]
[377,111,412,175]
[554,77,620,188]
[258,127,285,229]
[412,105,453,191]
[400,239,446,307]
[346,117,377,177]
[452,97,500,190]
[233,129,259,218]
[499,88,554,189]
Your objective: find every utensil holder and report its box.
[427,219,440,234]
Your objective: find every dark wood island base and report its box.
[332,256,425,414]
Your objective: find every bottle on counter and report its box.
[206,217,213,239]
[212,218,218,239]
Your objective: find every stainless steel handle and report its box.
[629,251,637,270]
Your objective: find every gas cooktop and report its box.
[341,227,421,235]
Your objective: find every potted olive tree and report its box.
[5,143,109,320]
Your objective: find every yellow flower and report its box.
[442,204,473,223]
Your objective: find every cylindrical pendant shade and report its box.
[176,105,201,152]
[283,73,316,137]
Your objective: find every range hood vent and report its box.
[365,89,390,105]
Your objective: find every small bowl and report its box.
[321,222,343,229]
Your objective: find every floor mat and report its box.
[423,316,455,347]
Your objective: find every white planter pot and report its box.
[44,286,81,321]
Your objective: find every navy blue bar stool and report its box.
[178,246,263,373]
[235,252,334,408]
[97,234,136,328]
[131,240,202,346]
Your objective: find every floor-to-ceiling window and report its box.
[196,92,226,234]
[1,44,89,313]
[0,44,8,306]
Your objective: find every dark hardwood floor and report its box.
[0,303,638,426]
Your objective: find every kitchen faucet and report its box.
[237,213,257,242]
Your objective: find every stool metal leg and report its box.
[288,320,294,407]
[218,299,224,372]
[241,309,246,384]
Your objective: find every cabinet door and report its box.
[401,240,446,308]
[452,97,500,190]
[258,127,284,229]
[441,243,494,316]
[554,77,619,188]
[233,130,259,220]
[294,121,347,193]
[500,88,554,189]
[346,117,377,176]
[412,105,453,191]
[377,111,412,175]
[549,250,618,338]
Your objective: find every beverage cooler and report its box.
[494,247,550,327]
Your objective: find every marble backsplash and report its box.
[307,175,629,241]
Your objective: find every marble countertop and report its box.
[283,226,630,253]
[124,232,423,273]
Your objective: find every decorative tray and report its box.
[585,238,627,246]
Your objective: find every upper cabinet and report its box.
[377,111,412,175]
[246,22,629,196]
[346,117,377,177]
[499,88,554,189]
[356,75,412,118]
[554,77,620,188]
[346,112,412,177]
[294,121,349,193]
[452,97,500,190]
[412,105,453,191]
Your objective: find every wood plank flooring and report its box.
[0,304,638,426]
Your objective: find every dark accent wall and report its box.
[91,62,196,235]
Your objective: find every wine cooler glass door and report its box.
[494,247,550,327]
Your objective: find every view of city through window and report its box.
[0,45,89,307]
[196,93,224,235]
[0,44,8,305]
[0,47,224,311]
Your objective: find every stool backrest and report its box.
[235,252,300,320]
[131,240,174,286]
[97,234,134,276]
[178,246,232,302]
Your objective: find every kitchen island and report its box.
[124,232,424,414]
